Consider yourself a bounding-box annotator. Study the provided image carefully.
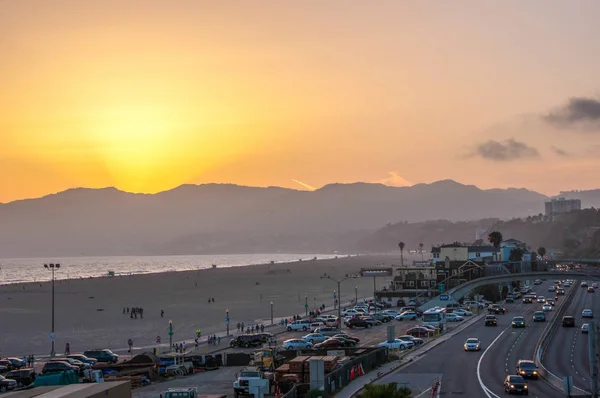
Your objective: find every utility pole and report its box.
[320,275,358,329]
[589,320,598,397]
[44,263,60,358]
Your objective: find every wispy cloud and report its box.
[373,172,412,187]
[472,139,539,161]
[551,146,570,157]
[543,97,600,129]
[292,179,316,191]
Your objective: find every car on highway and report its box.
[283,339,313,350]
[485,315,498,326]
[378,339,414,350]
[504,375,528,395]
[395,311,418,321]
[286,320,312,331]
[581,281,588,287]
[345,317,370,329]
[453,309,473,317]
[594,283,599,289]
[546,299,555,306]
[505,295,515,303]
[522,295,533,304]
[398,335,424,346]
[582,323,590,334]
[563,281,571,287]
[536,296,546,303]
[302,333,328,344]
[512,316,526,328]
[588,287,595,293]
[446,313,464,322]
[406,326,434,337]
[548,286,556,292]
[532,311,546,322]
[582,309,594,318]
[488,304,506,315]
[516,359,539,379]
[533,279,542,285]
[542,304,552,312]
[463,337,481,351]
[557,289,565,295]
[562,316,576,327]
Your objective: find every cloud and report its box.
[543,97,600,128]
[292,179,316,191]
[374,172,412,187]
[551,146,569,157]
[473,139,539,161]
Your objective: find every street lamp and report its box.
[226,309,230,337]
[270,301,274,325]
[168,320,173,351]
[43,263,60,357]
[355,285,358,304]
[320,274,358,329]
[305,296,308,317]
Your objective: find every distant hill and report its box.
[0,180,556,258]
[555,190,600,209]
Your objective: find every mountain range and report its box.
[2,180,600,258]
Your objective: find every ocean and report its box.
[0,253,342,285]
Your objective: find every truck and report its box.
[233,367,273,398]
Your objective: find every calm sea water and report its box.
[0,253,341,285]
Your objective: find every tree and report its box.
[488,231,503,248]
[419,243,424,260]
[398,241,405,266]
[509,248,524,262]
[537,247,547,259]
[356,383,412,398]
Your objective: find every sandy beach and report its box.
[0,254,404,357]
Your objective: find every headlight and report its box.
[510,384,515,388]
[533,371,538,374]
[520,371,525,374]
[524,385,528,388]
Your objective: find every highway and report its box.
[543,280,599,394]
[369,280,566,397]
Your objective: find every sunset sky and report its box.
[2,1,600,203]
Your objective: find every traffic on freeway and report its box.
[365,279,582,397]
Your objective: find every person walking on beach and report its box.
[65,342,70,355]
[236,322,240,332]
[128,339,133,353]
[240,322,244,332]
[161,309,164,318]
[140,308,144,319]
[217,336,221,345]
[261,324,264,332]
[194,338,198,349]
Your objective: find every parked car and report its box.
[398,335,424,346]
[67,354,97,366]
[378,339,414,350]
[4,368,36,387]
[395,311,417,321]
[229,334,265,348]
[0,360,15,372]
[446,313,464,322]
[5,358,26,370]
[83,349,119,363]
[313,327,341,336]
[371,313,393,323]
[332,334,359,344]
[286,320,313,331]
[314,339,345,349]
[345,317,370,329]
[453,309,474,317]
[362,317,382,326]
[283,339,313,350]
[406,327,434,337]
[302,333,329,344]
[0,375,17,393]
[41,361,79,375]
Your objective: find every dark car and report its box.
[406,327,433,338]
[562,316,576,327]
[332,334,359,344]
[485,315,498,326]
[0,375,18,393]
[488,304,507,314]
[588,287,595,293]
[254,332,275,343]
[0,360,15,372]
[83,349,119,364]
[371,313,393,323]
[5,368,36,387]
[41,361,79,375]
[345,317,370,329]
[328,337,355,347]
[522,296,533,304]
[516,360,539,379]
[533,311,546,322]
[67,354,97,366]
[229,334,265,348]
[512,316,526,328]
[6,358,25,370]
[557,289,565,295]
[504,375,528,395]
[314,339,345,349]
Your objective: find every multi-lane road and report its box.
[371,280,589,397]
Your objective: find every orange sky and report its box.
[2,1,600,203]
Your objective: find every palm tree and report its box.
[488,231,503,248]
[356,383,412,398]
[419,243,424,260]
[398,241,405,266]
[537,247,547,259]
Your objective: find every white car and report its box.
[395,311,417,321]
[564,282,571,287]
[384,310,401,317]
[286,320,313,331]
[283,339,313,350]
[582,309,594,318]
[342,309,359,317]
[302,333,329,343]
[453,309,473,317]
[542,304,552,312]
[378,339,414,350]
[446,313,464,322]
[582,323,590,333]
[398,335,424,346]
[464,337,481,351]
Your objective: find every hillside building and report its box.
[545,197,581,216]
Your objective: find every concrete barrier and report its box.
[534,284,591,396]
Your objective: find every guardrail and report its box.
[534,284,591,396]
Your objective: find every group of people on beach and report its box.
[236,322,265,333]
[123,307,144,318]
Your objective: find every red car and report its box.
[314,339,345,349]
[406,327,434,337]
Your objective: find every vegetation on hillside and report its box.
[355,383,412,398]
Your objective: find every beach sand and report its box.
[0,254,404,357]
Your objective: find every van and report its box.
[229,334,265,348]
[286,320,312,331]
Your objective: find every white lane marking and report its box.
[412,387,431,398]
[477,328,505,398]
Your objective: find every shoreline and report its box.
[0,254,408,357]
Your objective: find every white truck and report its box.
[233,367,273,398]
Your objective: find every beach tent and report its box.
[34,370,79,386]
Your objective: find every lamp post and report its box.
[270,301,274,325]
[168,320,173,351]
[305,296,308,317]
[320,275,358,329]
[226,309,230,337]
[355,285,358,304]
[44,263,60,357]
